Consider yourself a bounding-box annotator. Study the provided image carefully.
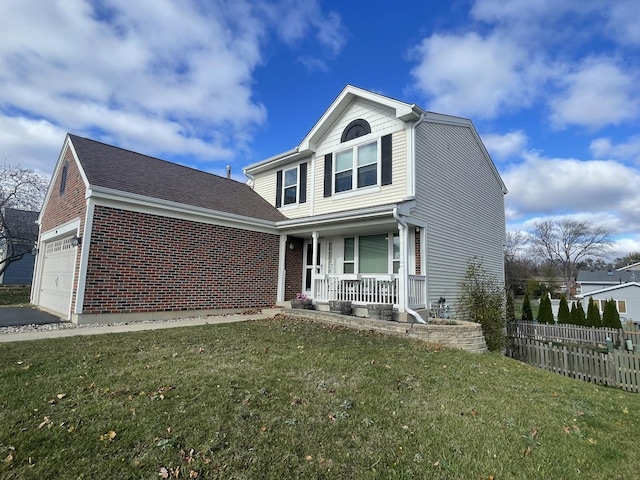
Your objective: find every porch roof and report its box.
[276,200,417,236]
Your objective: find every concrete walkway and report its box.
[0,313,272,343]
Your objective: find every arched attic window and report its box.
[341,119,371,143]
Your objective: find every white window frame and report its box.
[334,140,379,194]
[341,233,398,274]
[282,165,299,206]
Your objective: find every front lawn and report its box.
[1,317,638,479]
[0,287,31,306]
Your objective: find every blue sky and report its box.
[1,0,639,257]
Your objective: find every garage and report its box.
[37,236,77,318]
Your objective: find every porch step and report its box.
[280,308,487,354]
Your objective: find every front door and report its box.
[303,240,321,295]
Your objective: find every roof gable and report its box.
[68,134,285,223]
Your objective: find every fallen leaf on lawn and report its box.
[523,446,532,456]
[433,460,441,468]
[57,393,66,399]
[68,425,75,433]
[623,407,629,414]
[471,409,478,416]
[260,426,267,432]
[588,438,597,445]
[38,416,51,429]
[4,451,14,465]
[159,467,169,479]
[562,425,571,434]
[189,471,199,479]
[100,430,117,442]
[198,347,204,353]
[328,414,336,422]
[305,455,313,461]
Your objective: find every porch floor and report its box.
[278,307,487,354]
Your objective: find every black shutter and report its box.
[323,154,332,197]
[381,134,392,186]
[275,169,283,207]
[299,162,307,203]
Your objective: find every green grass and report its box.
[1,317,639,479]
[0,286,31,306]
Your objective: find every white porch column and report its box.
[311,231,319,298]
[276,234,287,302]
[397,221,407,311]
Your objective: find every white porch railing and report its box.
[407,275,426,308]
[313,274,427,308]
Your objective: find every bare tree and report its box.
[529,219,612,298]
[0,162,49,276]
[504,230,533,293]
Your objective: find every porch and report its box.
[313,273,427,309]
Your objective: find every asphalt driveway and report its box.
[0,307,61,327]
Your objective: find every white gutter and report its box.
[393,208,426,324]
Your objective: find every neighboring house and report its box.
[33,85,507,323]
[576,283,640,324]
[0,208,39,285]
[245,85,507,321]
[576,269,636,296]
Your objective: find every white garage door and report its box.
[38,236,76,317]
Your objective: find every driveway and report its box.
[0,307,61,327]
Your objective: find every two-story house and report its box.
[246,85,507,321]
[32,85,507,323]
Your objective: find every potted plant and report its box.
[329,300,352,315]
[291,293,313,309]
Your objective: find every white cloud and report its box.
[482,131,528,161]
[0,0,345,173]
[502,152,640,232]
[590,136,640,164]
[549,58,640,129]
[0,117,65,174]
[409,32,545,118]
[606,0,640,45]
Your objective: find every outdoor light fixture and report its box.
[31,244,39,256]
[289,243,295,250]
[70,234,81,247]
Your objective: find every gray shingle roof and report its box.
[69,134,285,223]
[576,269,636,284]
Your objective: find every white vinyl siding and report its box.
[316,98,403,153]
[252,165,312,218]
[414,121,506,312]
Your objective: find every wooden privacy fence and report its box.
[508,322,624,347]
[507,329,640,393]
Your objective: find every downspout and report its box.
[393,208,426,324]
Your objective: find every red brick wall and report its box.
[284,236,304,300]
[41,148,87,233]
[82,206,280,314]
[39,147,87,313]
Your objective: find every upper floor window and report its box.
[276,162,307,208]
[283,167,298,205]
[324,134,392,198]
[335,141,378,193]
[341,119,371,143]
[59,161,69,194]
